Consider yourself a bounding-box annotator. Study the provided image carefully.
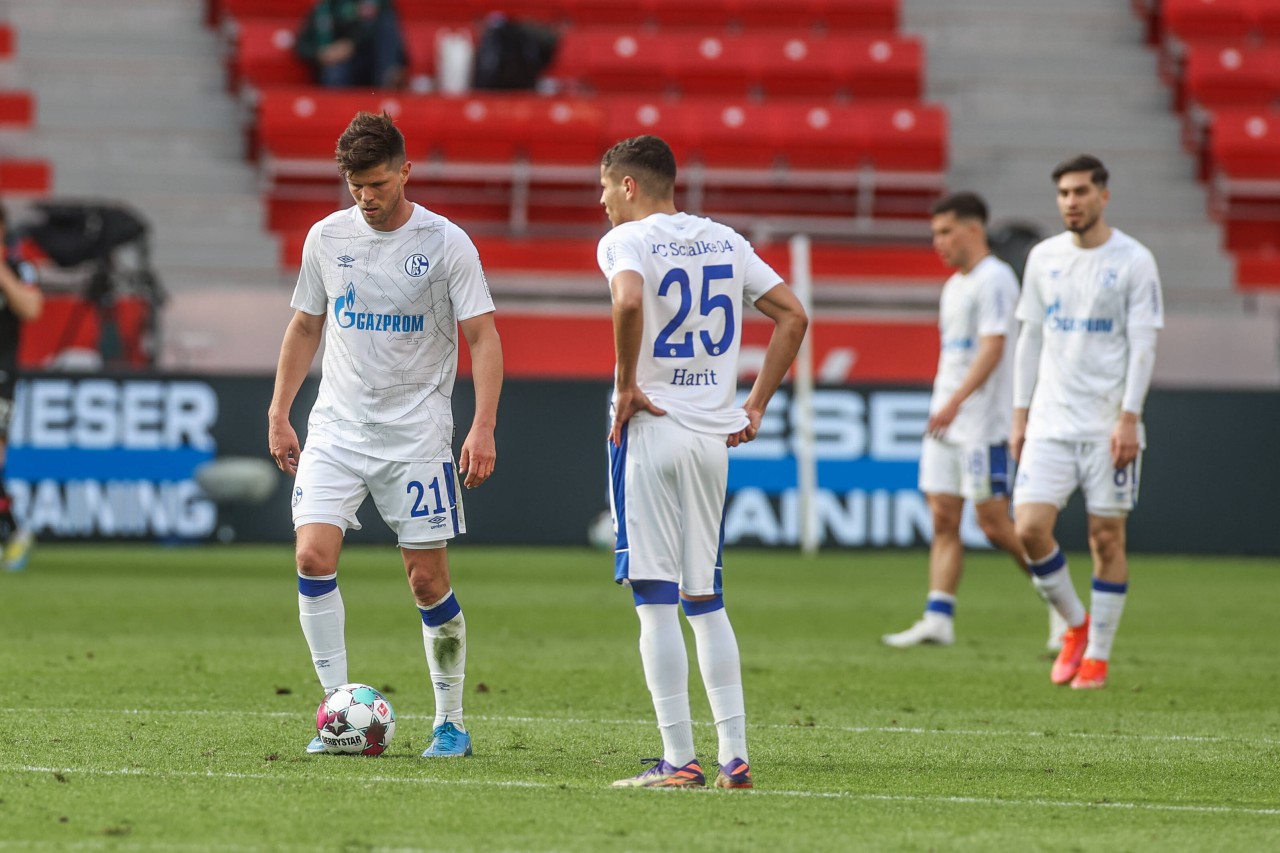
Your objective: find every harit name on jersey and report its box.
[671,368,719,386]
[1044,299,1113,334]
[333,283,426,333]
[650,239,735,258]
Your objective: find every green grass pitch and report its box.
[1,544,1278,851]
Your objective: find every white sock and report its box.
[1048,601,1069,643]
[298,573,347,691]
[1084,580,1128,661]
[636,603,695,767]
[1029,548,1087,628]
[420,590,466,730]
[687,606,747,766]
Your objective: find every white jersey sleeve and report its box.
[599,212,783,435]
[291,221,329,316]
[444,222,496,322]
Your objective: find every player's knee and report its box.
[295,546,337,577]
[1089,526,1124,562]
[681,594,724,616]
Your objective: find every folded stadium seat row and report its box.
[211,0,899,31]
[255,89,945,172]
[1162,0,1280,43]
[0,159,52,195]
[0,23,12,58]
[230,21,920,99]
[546,30,921,98]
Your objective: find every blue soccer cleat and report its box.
[421,720,472,757]
[306,735,328,754]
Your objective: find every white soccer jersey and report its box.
[930,254,1020,446]
[292,203,495,461]
[598,212,784,435]
[1017,228,1164,442]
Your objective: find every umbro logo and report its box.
[337,255,355,268]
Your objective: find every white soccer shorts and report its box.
[292,441,466,547]
[1013,438,1141,517]
[918,436,1013,503]
[609,416,727,597]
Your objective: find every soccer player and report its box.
[599,135,808,789]
[0,205,42,571]
[1012,154,1162,690]
[881,192,1067,648]
[267,111,503,755]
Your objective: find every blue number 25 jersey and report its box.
[598,212,783,435]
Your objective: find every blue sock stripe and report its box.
[681,595,725,616]
[1029,548,1066,577]
[1092,577,1128,594]
[419,592,461,626]
[298,575,338,597]
[631,579,679,606]
[925,598,955,616]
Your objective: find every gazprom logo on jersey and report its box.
[5,378,218,540]
[1044,298,1113,333]
[334,282,426,332]
[724,388,991,548]
[404,253,430,277]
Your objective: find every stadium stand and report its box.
[1140,0,1280,286]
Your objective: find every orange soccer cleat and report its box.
[1050,614,1090,685]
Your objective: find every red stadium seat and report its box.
[0,23,14,58]
[0,91,34,127]
[1183,44,1280,109]
[1210,108,1280,179]
[1164,0,1256,43]
[0,159,52,194]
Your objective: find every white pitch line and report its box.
[9,764,1280,818]
[3,707,1277,747]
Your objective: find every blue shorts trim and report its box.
[681,595,724,616]
[631,580,679,606]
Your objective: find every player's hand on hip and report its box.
[268,423,300,475]
[609,388,665,447]
[459,429,496,489]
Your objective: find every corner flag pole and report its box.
[790,233,818,555]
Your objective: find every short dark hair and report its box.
[1052,154,1109,188]
[931,191,988,224]
[336,112,406,175]
[600,135,677,198]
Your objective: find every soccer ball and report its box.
[316,683,396,755]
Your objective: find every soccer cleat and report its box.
[611,758,706,788]
[421,720,472,757]
[881,617,954,648]
[1070,657,1108,690]
[4,529,34,572]
[1047,604,1068,652]
[1050,614,1090,685]
[714,758,753,789]
[306,735,328,754]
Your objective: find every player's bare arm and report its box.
[928,334,1005,438]
[458,311,502,489]
[0,262,41,320]
[268,309,325,475]
[609,269,666,446]
[1010,408,1029,463]
[729,282,808,448]
[1111,412,1140,469]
